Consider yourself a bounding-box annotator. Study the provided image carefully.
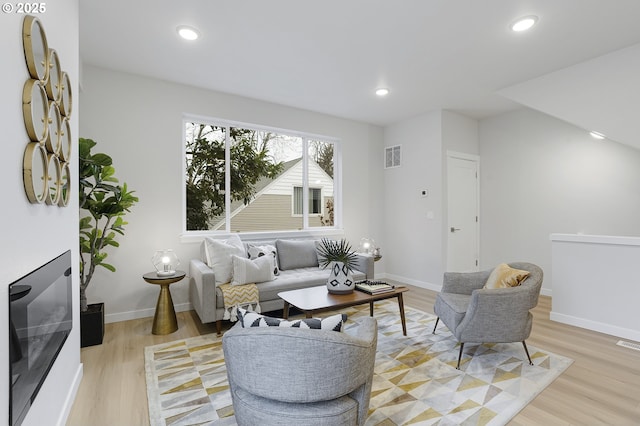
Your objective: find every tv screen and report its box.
[9,250,72,426]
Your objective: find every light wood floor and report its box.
[66,284,640,425]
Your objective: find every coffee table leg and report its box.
[398,293,407,336]
[369,301,374,317]
[283,301,290,319]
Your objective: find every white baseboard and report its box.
[57,363,83,426]
[550,311,640,342]
[105,302,193,324]
[380,273,442,292]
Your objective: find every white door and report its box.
[447,154,479,272]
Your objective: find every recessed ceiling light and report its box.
[375,88,389,97]
[590,131,605,140]
[177,26,200,41]
[511,15,538,32]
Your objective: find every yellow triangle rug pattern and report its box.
[145,301,573,426]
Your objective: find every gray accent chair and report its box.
[433,262,543,369]
[222,317,378,426]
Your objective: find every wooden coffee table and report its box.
[278,285,409,335]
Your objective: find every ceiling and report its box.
[79,0,640,130]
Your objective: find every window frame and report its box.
[181,114,342,242]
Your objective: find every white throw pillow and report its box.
[247,243,280,275]
[204,234,245,284]
[231,255,275,285]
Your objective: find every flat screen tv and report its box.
[8,250,72,426]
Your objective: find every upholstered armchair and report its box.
[433,262,543,369]
[222,317,378,426]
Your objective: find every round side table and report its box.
[143,270,186,335]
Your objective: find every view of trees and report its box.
[185,124,283,230]
[309,141,334,178]
[185,121,336,231]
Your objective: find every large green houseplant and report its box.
[79,137,138,316]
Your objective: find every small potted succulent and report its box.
[317,238,358,294]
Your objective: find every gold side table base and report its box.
[152,284,178,335]
[143,271,185,335]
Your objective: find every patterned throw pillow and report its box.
[237,308,346,332]
[247,244,280,275]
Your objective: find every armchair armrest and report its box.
[352,253,375,278]
[442,269,491,295]
[189,258,217,323]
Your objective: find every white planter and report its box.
[326,261,355,294]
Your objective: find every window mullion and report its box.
[225,126,231,232]
[302,138,309,229]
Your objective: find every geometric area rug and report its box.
[145,300,573,426]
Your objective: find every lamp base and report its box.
[156,270,176,277]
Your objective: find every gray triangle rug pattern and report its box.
[145,301,573,426]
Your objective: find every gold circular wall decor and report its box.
[59,72,72,117]
[59,117,71,162]
[45,49,62,103]
[22,79,49,143]
[45,100,62,154]
[21,15,73,207]
[58,162,71,207]
[23,142,48,204]
[22,15,49,82]
[45,153,61,205]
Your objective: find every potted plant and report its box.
[317,238,358,294]
[79,137,138,347]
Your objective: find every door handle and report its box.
[450,227,461,233]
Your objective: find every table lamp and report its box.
[152,249,180,276]
[359,237,375,255]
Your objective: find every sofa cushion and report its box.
[231,255,275,286]
[237,307,347,332]
[276,239,318,270]
[215,267,366,309]
[204,235,246,284]
[247,243,279,275]
[483,263,530,289]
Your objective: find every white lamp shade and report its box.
[152,249,180,276]
[359,238,376,254]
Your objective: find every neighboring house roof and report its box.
[210,158,333,230]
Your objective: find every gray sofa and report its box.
[222,316,378,425]
[189,238,374,334]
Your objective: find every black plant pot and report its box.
[80,302,104,348]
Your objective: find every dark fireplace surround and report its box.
[8,250,72,426]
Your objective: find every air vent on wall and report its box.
[385,145,401,169]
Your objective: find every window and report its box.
[184,117,338,233]
[293,187,322,215]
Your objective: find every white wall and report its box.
[382,110,479,289]
[383,111,444,288]
[479,108,640,294]
[79,65,384,322]
[0,2,81,425]
[442,110,479,155]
